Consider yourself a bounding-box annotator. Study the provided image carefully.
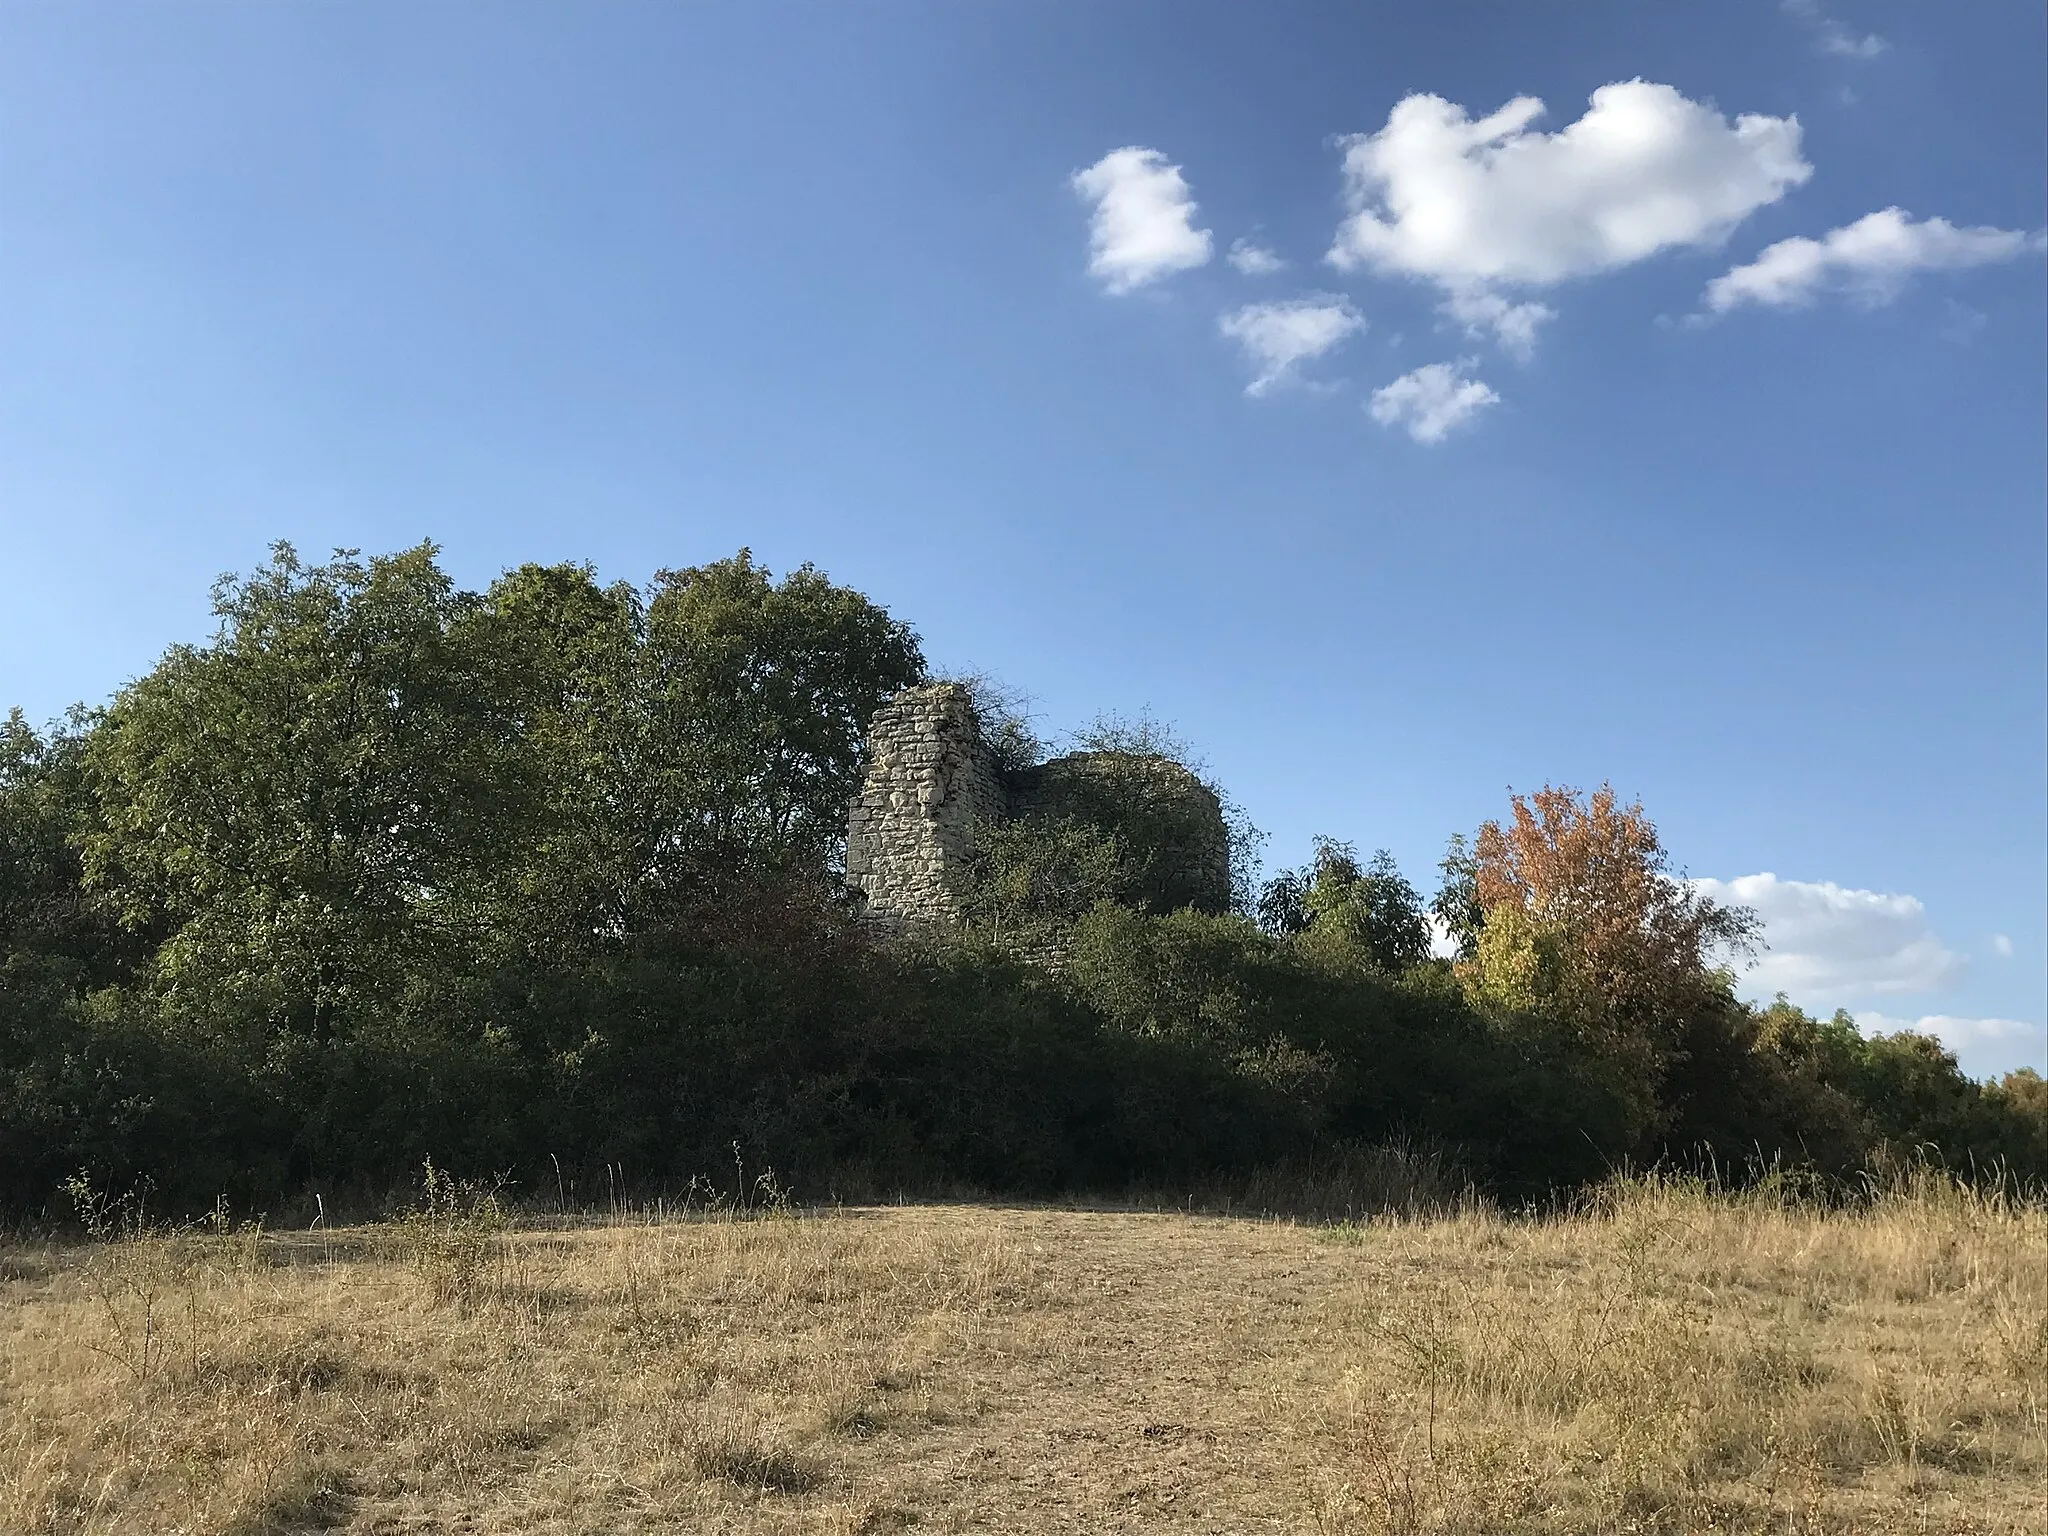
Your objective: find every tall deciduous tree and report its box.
[640,550,926,879]
[465,550,926,943]
[81,543,525,1049]
[1,709,131,993]
[1463,785,1758,1143]
[78,543,927,1058]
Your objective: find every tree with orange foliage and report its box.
[1460,785,1759,1145]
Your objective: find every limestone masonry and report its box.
[846,681,1230,929]
[845,683,1005,927]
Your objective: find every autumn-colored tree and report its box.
[1463,785,1758,1144]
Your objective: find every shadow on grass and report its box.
[226,1462,353,1534]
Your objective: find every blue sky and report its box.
[3,2,2043,1075]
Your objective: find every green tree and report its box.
[466,550,927,947]
[461,560,654,947]
[1430,833,1482,961]
[1,709,135,993]
[81,543,524,1052]
[1260,840,1432,974]
[1979,1069,2048,1183]
[640,550,925,878]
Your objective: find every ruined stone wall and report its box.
[844,682,1005,929]
[848,683,1235,934]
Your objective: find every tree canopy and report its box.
[1,545,2039,1216]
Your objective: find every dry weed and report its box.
[0,1171,2041,1533]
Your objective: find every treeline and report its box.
[2,544,2042,1217]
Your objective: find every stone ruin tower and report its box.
[845,681,1231,931]
[844,682,1007,928]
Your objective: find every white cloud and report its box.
[1692,872,1968,1001]
[1071,147,1213,294]
[1704,208,2044,312]
[1855,1014,2045,1073]
[1327,80,1810,356]
[1441,289,1556,361]
[1783,1,1888,60]
[1368,361,1498,443]
[1228,238,1286,276]
[1219,296,1365,395]
[1990,933,2014,959]
[1427,914,1462,961]
[1858,1014,2041,1049]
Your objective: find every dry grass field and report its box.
[2,1172,2044,1535]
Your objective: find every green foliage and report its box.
[959,702,1248,927]
[638,550,926,873]
[1068,904,1289,1056]
[1747,998,2048,1180]
[1007,754,1231,916]
[1067,711,1262,915]
[1430,833,1483,961]
[82,543,523,1051]
[1,541,2039,1217]
[1980,1069,2048,1174]
[1260,840,1432,974]
[2,711,129,987]
[944,671,1045,777]
[960,815,1125,929]
[464,550,922,944]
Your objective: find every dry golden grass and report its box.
[2,1173,2043,1534]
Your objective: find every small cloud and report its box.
[1071,146,1213,294]
[1940,298,1988,343]
[1820,25,1887,59]
[1783,0,1888,60]
[1441,289,1556,362]
[1990,933,2014,959]
[1368,360,1499,443]
[1703,208,2044,314]
[1692,872,1968,1000]
[1219,295,1366,395]
[1227,238,1286,276]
